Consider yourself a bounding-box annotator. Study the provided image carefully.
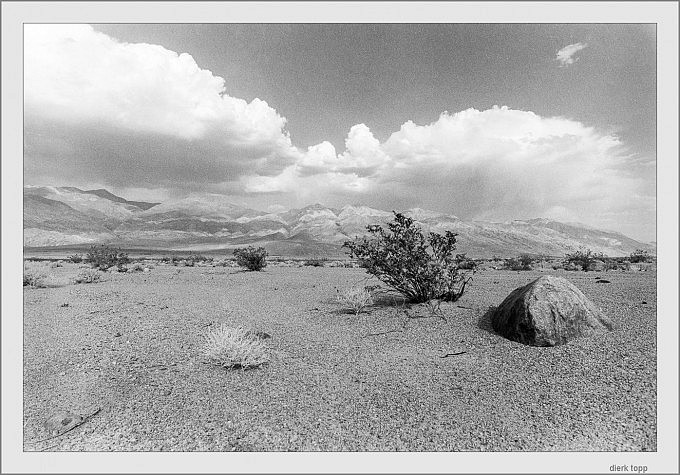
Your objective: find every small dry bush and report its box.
[604,258,631,271]
[202,325,269,370]
[74,268,102,284]
[503,254,535,271]
[233,246,268,271]
[130,263,145,272]
[455,253,478,270]
[629,249,652,263]
[304,258,326,267]
[337,286,374,315]
[23,263,47,288]
[187,253,213,266]
[85,244,130,270]
[563,248,607,272]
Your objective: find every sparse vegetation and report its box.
[455,253,478,270]
[202,325,269,370]
[304,258,326,267]
[603,258,631,271]
[186,253,212,266]
[130,263,145,272]
[337,286,374,316]
[423,298,444,319]
[74,268,103,284]
[563,248,607,272]
[629,249,652,263]
[503,254,536,271]
[85,244,130,270]
[343,212,473,303]
[233,246,268,271]
[23,263,47,288]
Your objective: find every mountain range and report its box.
[23,186,654,258]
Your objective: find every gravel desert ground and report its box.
[23,262,656,451]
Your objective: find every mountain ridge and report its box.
[23,186,655,258]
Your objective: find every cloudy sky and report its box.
[23,24,656,241]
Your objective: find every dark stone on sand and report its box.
[491,275,613,347]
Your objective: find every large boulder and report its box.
[491,275,613,346]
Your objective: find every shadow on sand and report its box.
[477,306,498,335]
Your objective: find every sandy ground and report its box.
[23,262,656,451]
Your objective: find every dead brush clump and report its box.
[23,262,48,288]
[337,286,374,316]
[202,325,269,370]
[130,263,145,272]
[73,268,103,284]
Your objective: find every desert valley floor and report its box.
[23,262,656,451]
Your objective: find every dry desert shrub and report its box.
[23,263,48,288]
[503,254,536,271]
[130,263,145,272]
[85,244,130,270]
[233,246,268,271]
[74,268,102,284]
[202,325,269,370]
[304,258,326,267]
[337,286,374,316]
[344,212,473,303]
[629,249,652,263]
[563,248,607,272]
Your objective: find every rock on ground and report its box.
[491,275,613,346]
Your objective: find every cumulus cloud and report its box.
[241,106,654,231]
[555,42,588,67]
[23,25,653,238]
[24,24,297,188]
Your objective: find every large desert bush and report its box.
[343,212,473,303]
[563,248,606,272]
[202,325,269,370]
[233,246,268,271]
[85,244,130,270]
[23,263,47,288]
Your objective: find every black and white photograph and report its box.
[2,1,678,474]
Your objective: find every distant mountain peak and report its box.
[23,185,654,257]
[82,188,159,211]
